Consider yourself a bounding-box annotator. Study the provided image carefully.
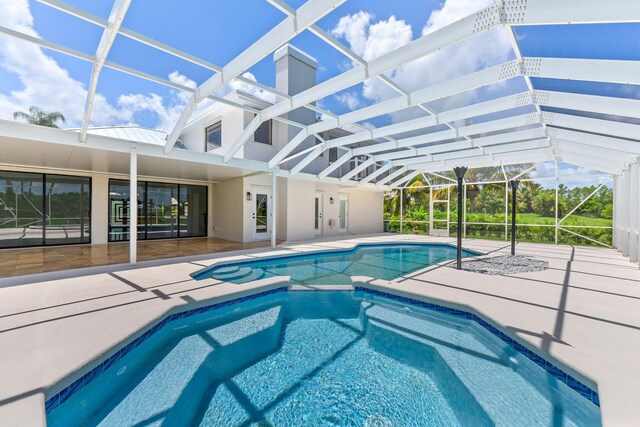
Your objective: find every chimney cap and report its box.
[274,44,318,69]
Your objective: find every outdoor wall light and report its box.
[246,192,252,201]
[329,197,334,204]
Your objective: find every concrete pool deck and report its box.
[0,234,638,426]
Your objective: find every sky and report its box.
[0,0,638,180]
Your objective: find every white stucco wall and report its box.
[91,175,109,244]
[211,177,244,242]
[340,188,384,235]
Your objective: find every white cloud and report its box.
[331,0,514,124]
[227,72,276,103]
[334,91,361,109]
[0,0,274,132]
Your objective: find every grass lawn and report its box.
[516,213,612,227]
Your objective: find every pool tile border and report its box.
[45,285,599,415]
[191,242,480,280]
[355,286,600,407]
[44,286,288,414]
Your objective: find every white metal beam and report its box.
[318,149,353,179]
[551,128,640,154]
[165,0,346,154]
[390,170,421,188]
[555,147,624,174]
[359,163,393,185]
[341,158,374,182]
[356,113,543,156]
[376,166,408,187]
[552,141,635,164]
[80,0,131,143]
[271,55,640,169]
[538,90,640,119]
[548,112,640,141]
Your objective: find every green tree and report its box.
[532,190,556,217]
[13,106,65,128]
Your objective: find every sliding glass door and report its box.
[146,183,178,239]
[108,179,207,242]
[108,179,145,242]
[179,185,207,237]
[0,171,90,248]
[45,175,91,245]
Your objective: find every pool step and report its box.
[211,266,252,281]
[211,266,267,283]
[214,266,241,274]
[235,268,265,283]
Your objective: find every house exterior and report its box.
[0,45,384,250]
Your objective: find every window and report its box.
[349,156,369,180]
[108,179,207,242]
[254,119,272,145]
[329,147,338,163]
[205,122,222,151]
[0,171,90,248]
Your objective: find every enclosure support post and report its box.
[463,184,467,238]
[400,187,404,234]
[454,167,467,270]
[429,186,433,235]
[271,170,277,248]
[511,180,520,256]
[502,165,508,242]
[129,145,137,266]
[554,159,559,244]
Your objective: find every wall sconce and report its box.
[246,192,252,201]
[329,197,334,204]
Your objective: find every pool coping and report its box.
[190,241,482,281]
[45,283,599,418]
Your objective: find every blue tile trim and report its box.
[191,242,482,280]
[354,287,600,408]
[44,287,288,414]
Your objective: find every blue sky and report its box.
[2,0,639,128]
[0,0,638,183]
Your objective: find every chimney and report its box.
[274,44,318,97]
[273,44,318,153]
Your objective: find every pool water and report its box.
[48,291,601,426]
[193,243,477,285]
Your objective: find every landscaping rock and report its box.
[457,255,548,275]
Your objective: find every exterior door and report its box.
[252,187,271,240]
[314,192,323,235]
[339,195,349,232]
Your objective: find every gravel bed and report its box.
[457,255,548,275]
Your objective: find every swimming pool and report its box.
[193,243,478,284]
[47,290,600,426]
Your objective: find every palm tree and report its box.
[385,164,536,215]
[13,106,65,128]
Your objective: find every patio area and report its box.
[0,234,638,426]
[0,238,279,279]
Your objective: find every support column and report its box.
[510,180,520,256]
[453,167,467,270]
[129,146,137,266]
[400,188,404,234]
[504,181,508,241]
[429,186,433,235]
[554,159,559,244]
[463,184,467,238]
[271,171,277,248]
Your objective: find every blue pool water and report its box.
[193,243,478,284]
[48,291,600,426]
